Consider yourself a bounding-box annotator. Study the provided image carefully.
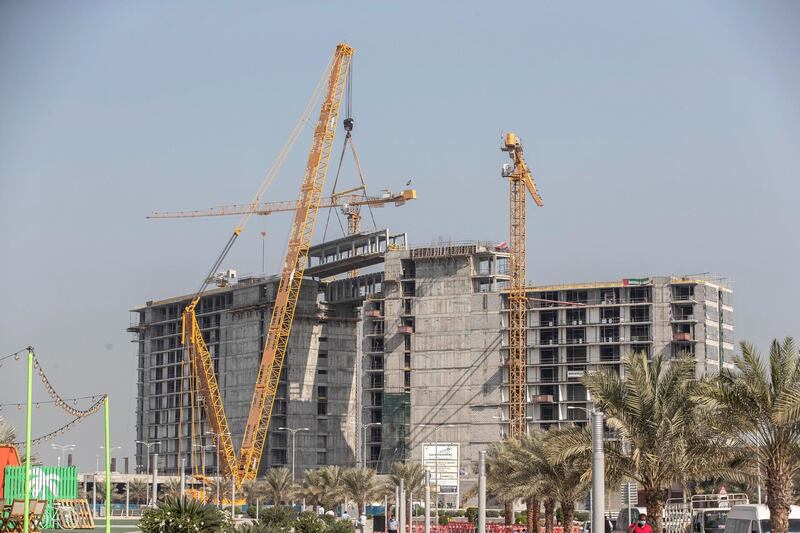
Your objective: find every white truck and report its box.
[664,493,749,533]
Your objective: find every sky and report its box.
[1,1,799,472]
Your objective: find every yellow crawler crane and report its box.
[501,132,543,438]
[180,43,354,488]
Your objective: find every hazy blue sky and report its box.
[1,1,799,471]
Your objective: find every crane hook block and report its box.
[343,117,354,132]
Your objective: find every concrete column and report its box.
[592,411,605,533]
[424,469,431,533]
[478,451,486,533]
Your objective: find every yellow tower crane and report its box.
[501,132,543,438]
[181,43,355,488]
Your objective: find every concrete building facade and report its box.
[129,230,733,502]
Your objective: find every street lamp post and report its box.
[51,443,75,467]
[358,422,381,469]
[96,446,120,517]
[135,441,161,476]
[567,406,605,533]
[193,443,215,502]
[278,427,309,482]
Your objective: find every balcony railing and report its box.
[673,332,692,341]
[398,326,414,334]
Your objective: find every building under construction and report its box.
[129,229,733,498]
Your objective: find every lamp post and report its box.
[96,446,120,517]
[205,431,231,507]
[567,406,605,533]
[358,422,381,469]
[193,443,215,501]
[51,443,75,467]
[135,441,161,476]
[278,427,309,482]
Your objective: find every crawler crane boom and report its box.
[237,43,354,481]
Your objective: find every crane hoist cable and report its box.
[190,53,333,299]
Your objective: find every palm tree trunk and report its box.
[766,470,794,533]
[560,501,575,533]
[544,499,556,533]
[505,501,514,526]
[644,488,668,533]
[527,498,540,533]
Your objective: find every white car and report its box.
[725,504,800,533]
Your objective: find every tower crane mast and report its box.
[501,132,543,438]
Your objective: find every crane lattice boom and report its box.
[178,43,355,487]
[237,43,354,481]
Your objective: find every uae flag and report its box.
[623,277,649,286]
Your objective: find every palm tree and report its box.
[342,468,377,516]
[0,417,16,444]
[263,467,296,506]
[318,465,346,511]
[487,440,543,530]
[567,352,710,533]
[242,480,265,505]
[302,469,326,511]
[128,478,149,504]
[0,417,37,464]
[163,479,182,499]
[498,432,590,533]
[699,339,800,533]
[388,462,425,527]
[207,478,226,505]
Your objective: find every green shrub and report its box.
[320,514,337,526]
[486,510,501,518]
[237,523,285,533]
[465,508,478,524]
[327,519,355,533]
[259,506,297,528]
[139,496,232,533]
[438,514,450,526]
[294,511,326,533]
[575,511,590,522]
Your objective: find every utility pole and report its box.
[478,451,486,533]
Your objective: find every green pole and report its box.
[23,348,33,533]
[104,396,111,533]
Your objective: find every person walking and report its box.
[628,514,653,533]
[388,514,399,533]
